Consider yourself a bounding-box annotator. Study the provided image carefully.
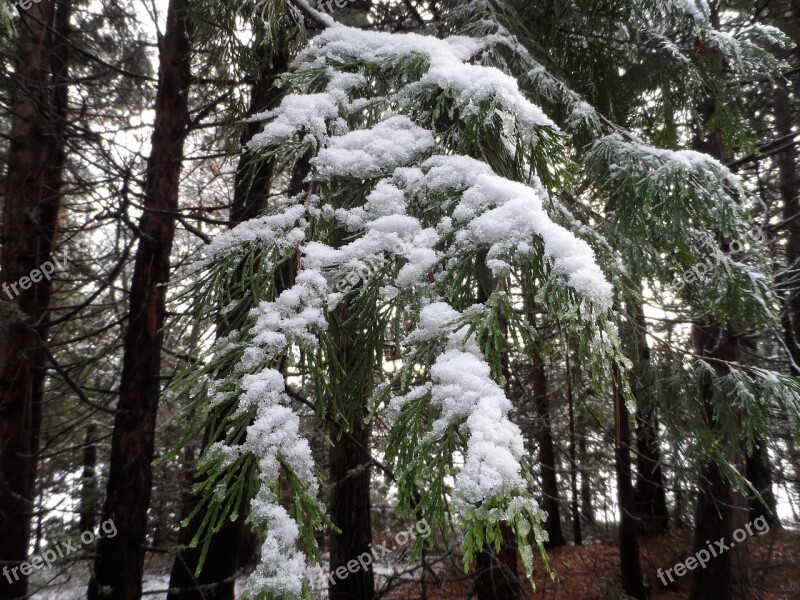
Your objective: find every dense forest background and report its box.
[1,0,800,599]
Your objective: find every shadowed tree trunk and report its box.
[579,413,595,529]
[79,423,100,533]
[690,324,750,600]
[745,439,778,526]
[0,0,69,596]
[328,412,375,600]
[566,353,582,545]
[88,0,191,596]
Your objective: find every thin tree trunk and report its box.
[0,0,68,596]
[579,413,595,528]
[613,363,646,600]
[166,44,290,600]
[79,423,100,533]
[88,0,191,596]
[530,342,565,548]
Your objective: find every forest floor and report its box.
[30,526,800,599]
[383,526,800,600]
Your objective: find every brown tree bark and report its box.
[88,0,191,597]
[613,363,646,600]
[0,0,69,596]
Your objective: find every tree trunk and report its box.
[530,344,565,548]
[744,438,778,526]
[690,322,750,600]
[166,44,290,600]
[566,354,581,545]
[0,0,68,596]
[613,363,646,600]
[79,423,100,533]
[326,292,376,600]
[578,413,595,529]
[328,414,375,600]
[629,300,669,536]
[88,0,191,596]
[475,524,520,600]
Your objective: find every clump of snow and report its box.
[392,302,529,510]
[244,495,308,598]
[314,116,434,178]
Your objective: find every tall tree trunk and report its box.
[566,353,582,545]
[88,0,191,596]
[613,363,646,600]
[689,86,750,600]
[166,44,290,600]
[328,413,375,600]
[0,0,68,596]
[629,300,669,536]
